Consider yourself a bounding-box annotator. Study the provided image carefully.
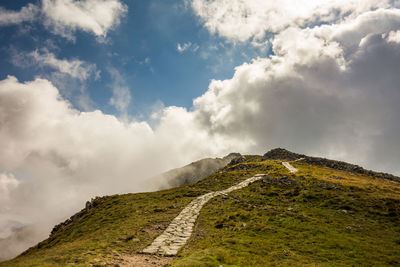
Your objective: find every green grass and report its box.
[2,158,400,266]
[173,160,400,266]
[1,186,208,266]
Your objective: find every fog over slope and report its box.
[1,0,400,262]
[155,153,241,189]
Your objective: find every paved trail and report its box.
[282,162,298,173]
[142,174,265,256]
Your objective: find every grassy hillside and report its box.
[2,154,400,266]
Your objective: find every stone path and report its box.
[142,174,265,256]
[282,162,298,173]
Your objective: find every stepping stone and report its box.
[282,162,298,173]
[141,174,265,256]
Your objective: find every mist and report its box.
[0,76,242,261]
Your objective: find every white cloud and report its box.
[109,86,131,116]
[0,75,240,259]
[42,0,127,39]
[191,8,400,173]
[0,173,19,203]
[26,50,99,81]
[108,68,131,118]
[0,4,39,26]
[10,49,100,112]
[325,9,400,51]
[0,0,127,40]
[385,30,400,43]
[190,0,393,42]
[143,57,151,65]
[177,42,199,53]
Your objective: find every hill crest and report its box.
[2,148,400,266]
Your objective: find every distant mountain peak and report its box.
[263,148,305,161]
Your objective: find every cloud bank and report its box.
[190,0,394,42]
[191,7,400,172]
[0,75,240,260]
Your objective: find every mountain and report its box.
[1,149,400,266]
[154,153,241,189]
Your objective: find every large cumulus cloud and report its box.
[0,76,240,260]
[190,0,394,42]
[191,8,400,172]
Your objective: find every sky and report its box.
[1,0,400,261]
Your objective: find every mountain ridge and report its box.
[154,153,241,189]
[1,148,400,266]
[263,148,400,183]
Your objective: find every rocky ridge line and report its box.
[50,196,107,236]
[263,148,400,183]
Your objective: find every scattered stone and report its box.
[119,235,135,242]
[225,163,258,171]
[263,148,304,161]
[314,182,340,190]
[331,176,345,180]
[261,176,298,185]
[153,208,164,213]
[50,196,107,236]
[215,223,224,229]
[341,210,348,214]
[227,155,246,166]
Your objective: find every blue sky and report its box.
[0,0,269,118]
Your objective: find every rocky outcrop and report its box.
[50,196,107,236]
[260,176,298,185]
[225,163,258,171]
[263,148,305,161]
[227,155,246,166]
[302,157,400,183]
[263,148,400,183]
